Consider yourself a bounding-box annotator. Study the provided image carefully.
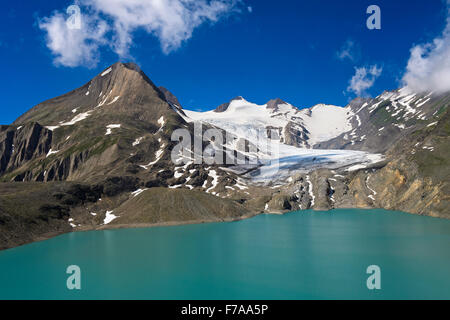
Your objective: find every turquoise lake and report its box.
[0,209,449,300]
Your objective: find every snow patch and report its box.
[347,164,367,172]
[97,90,113,108]
[132,137,144,146]
[131,188,148,197]
[46,149,59,157]
[101,68,112,77]
[416,98,431,108]
[356,102,369,114]
[107,96,120,105]
[105,124,121,135]
[206,170,219,193]
[46,110,93,131]
[157,116,166,132]
[355,115,362,127]
[174,170,184,179]
[103,210,119,225]
[306,175,315,207]
[140,140,166,169]
[366,176,377,201]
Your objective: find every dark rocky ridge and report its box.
[266,98,288,111]
[159,86,182,107]
[0,123,52,177]
[214,96,245,112]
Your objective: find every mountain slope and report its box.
[181,87,449,217]
[0,62,259,249]
[2,63,184,183]
[316,88,449,153]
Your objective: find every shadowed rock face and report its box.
[159,86,182,107]
[214,102,231,113]
[214,96,245,112]
[266,98,288,111]
[0,123,52,176]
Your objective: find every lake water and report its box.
[0,209,449,300]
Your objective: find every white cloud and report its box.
[248,6,253,13]
[347,65,383,97]
[402,1,450,93]
[39,12,108,67]
[337,39,357,62]
[39,0,241,67]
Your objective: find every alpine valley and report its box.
[0,62,449,250]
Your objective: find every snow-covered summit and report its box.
[182,97,384,183]
[298,104,354,145]
[184,98,354,148]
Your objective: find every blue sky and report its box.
[0,0,448,124]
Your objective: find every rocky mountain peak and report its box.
[214,96,246,113]
[92,62,164,99]
[13,62,171,126]
[266,98,288,111]
[346,97,371,112]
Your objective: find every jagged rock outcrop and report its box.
[0,123,52,177]
[159,86,182,107]
[214,96,245,112]
[266,98,287,111]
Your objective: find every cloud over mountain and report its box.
[347,65,382,97]
[39,0,242,67]
[39,11,108,67]
[402,0,450,93]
